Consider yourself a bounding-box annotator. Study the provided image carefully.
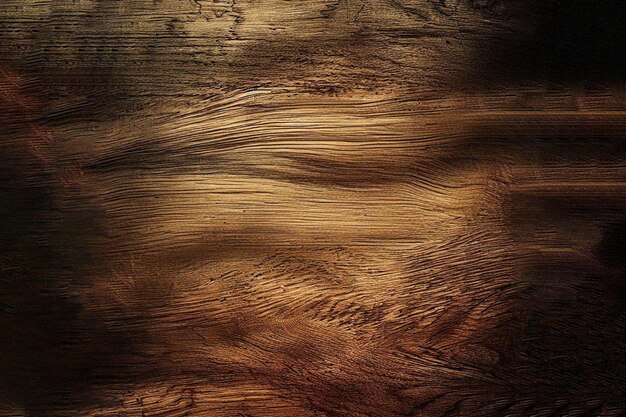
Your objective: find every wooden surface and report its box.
[1,1,626,416]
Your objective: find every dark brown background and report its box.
[1,1,626,416]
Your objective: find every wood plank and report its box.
[1,1,625,416]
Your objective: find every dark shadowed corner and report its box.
[471,0,626,86]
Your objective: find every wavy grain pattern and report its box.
[1,1,626,416]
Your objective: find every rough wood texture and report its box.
[1,1,626,416]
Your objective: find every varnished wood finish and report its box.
[1,1,626,416]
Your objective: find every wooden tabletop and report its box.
[1,1,625,416]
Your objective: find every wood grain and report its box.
[1,1,626,416]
